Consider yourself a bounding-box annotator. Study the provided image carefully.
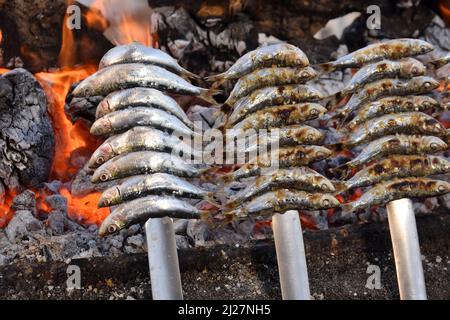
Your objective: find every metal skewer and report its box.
[272,210,311,300]
[386,198,427,300]
[145,217,183,300]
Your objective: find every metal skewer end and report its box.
[386,198,427,300]
[272,210,311,300]
[145,217,183,300]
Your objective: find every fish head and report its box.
[401,58,426,77]
[307,103,327,118]
[98,211,127,237]
[429,156,450,172]
[414,39,434,55]
[421,136,448,153]
[313,146,332,161]
[300,127,324,144]
[318,179,336,193]
[413,96,440,110]
[88,143,113,168]
[435,180,450,194]
[98,187,120,207]
[95,99,111,118]
[420,116,445,135]
[91,167,113,183]
[90,117,113,136]
[311,193,340,209]
[299,67,317,79]
[409,76,440,93]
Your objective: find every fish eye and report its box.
[438,185,446,192]
[420,45,429,52]
[96,156,104,164]
[430,142,439,150]
[100,173,110,181]
[423,81,431,88]
[387,119,397,126]
[411,66,418,74]
[307,133,315,141]
[310,109,319,116]
[322,198,330,207]
[107,224,117,234]
[321,183,330,191]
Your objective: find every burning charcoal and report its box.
[175,234,191,249]
[0,181,4,205]
[173,218,189,235]
[437,192,450,211]
[124,234,146,254]
[46,211,66,235]
[0,69,54,190]
[187,219,211,246]
[11,190,36,213]
[65,95,104,124]
[44,194,68,212]
[5,210,43,242]
[0,253,8,266]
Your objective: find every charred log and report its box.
[0,68,54,190]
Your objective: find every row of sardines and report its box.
[72,43,218,236]
[71,39,450,237]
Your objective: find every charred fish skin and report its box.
[98,173,212,207]
[226,84,324,127]
[226,125,325,152]
[230,189,340,218]
[319,38,434,72]
[98,43,199,79]
[344,112,448,147]
[225,167,335,209]
[72,63,217,103]
[341,155,450,191]
[334,135,448,173]
[88,126,187,169]
[206,43,309,84]
[226,145,332,180]
[96,88,193,127]
[342,178,450,214]
[342,58,426,95]
[348,95,441,129]
[90,106,195,137]
[231,103,327,131]
[225,67,317,106]
[430,52,450,69]
[91,151,200,183]
[98,195,204,236]
[335,76,440,119]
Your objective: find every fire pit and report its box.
[0,0,449,300]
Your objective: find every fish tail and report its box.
[180,67,201,80]
[218,172,234,183]
[326,142,345,153]
[314,62,337,75]
[340,202,354,218]
[332,180,348,194]
[326,90,345,108]
[204,72,226,85]
[199,88,222,105]
[205,193,221,207]
[330,163,353,180]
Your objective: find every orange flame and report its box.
[85,0,156,47]
[0,0,158,228]
[0,190,17,228]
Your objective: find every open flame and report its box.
[0,0,156,228]
[83,0,156,47]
